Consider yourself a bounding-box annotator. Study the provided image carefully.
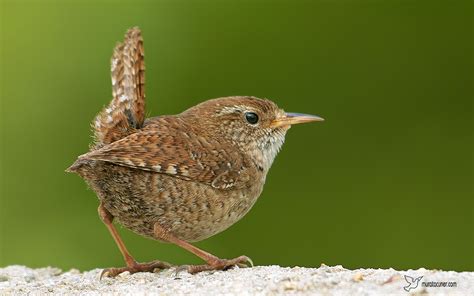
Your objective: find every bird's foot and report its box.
[100,260,173,279]
[179,255,253,274]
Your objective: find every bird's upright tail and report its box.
[92,27,146,149]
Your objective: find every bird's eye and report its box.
[245,112,259,124]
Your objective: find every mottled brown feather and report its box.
[82,116,255,190]
[92,27,146,147]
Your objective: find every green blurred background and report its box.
[0,0,472,272]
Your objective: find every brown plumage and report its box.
[67,27,323,277]
[93,27,145,147]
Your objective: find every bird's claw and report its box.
[100,267,126,279]
[240,255,254,267]
[99,260,173,279]
[184,255,254,274]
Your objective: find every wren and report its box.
[67,27,323,277]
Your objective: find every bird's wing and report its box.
[404,275,414,283]
[92,27,146,147]
[81,129,254,190]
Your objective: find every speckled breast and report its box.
[87,161,265,242]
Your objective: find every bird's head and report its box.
[181,96,323,170]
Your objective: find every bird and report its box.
[404,275,423,292]
[67,27,324,278]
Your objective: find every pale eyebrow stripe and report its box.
[216,105,256,116]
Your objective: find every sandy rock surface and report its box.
[0,264,472,295]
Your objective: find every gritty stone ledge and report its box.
[0,265,472,295]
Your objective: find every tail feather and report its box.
[92,27,146,148]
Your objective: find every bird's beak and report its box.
[271,113,324,127]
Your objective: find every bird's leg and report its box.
[153,223,253,274]
[98,204,136,266]
[98,203,172,278]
